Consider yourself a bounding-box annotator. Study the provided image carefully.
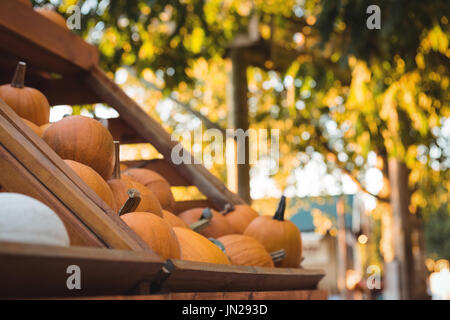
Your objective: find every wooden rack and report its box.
[0,0,325,300]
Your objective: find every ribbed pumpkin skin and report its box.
[40,123,52,134]
[173,227,230,265]
[224,204,259,234]
[108,176,162,216]
[217,234,274,267]
[64,160,115,210]
[124,168,175,212]
[21,117,44,137]
[244,216,302,268]
[162,210,189,229]
[43,116,115,180]
[34,8,67,29]
[121,212,180,260]
[0,85,50,126]
[178,208,235,238]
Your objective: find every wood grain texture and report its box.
[0,98,153,252]
[0,241,164,299]
[67,289,328,300]
[158,259,325,293]
[0,0,98,75]
[85,65,245,210]
[174,200,212,214]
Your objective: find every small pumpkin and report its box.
[121,212,180,260]
[162,210,189,229]
[222,204,259,234]
[64,160,115,210]
[34,7,68,29]
[244,196,302,268]
[173,227,230,265]
[20,117,44,137]
[108,142,162,216]
[43,115,115,180]
[0,193,70,246]
[123,168,176,212]
[0,62,50,126]
[178,207,235,238]
[217,234,274,268]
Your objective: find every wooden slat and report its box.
[174,200,211,214]
[0,241,164,299]
[106,117,147,144]
[70,289,328,300]
[158,259,325,293]
[0,98,151,251]
[122,159,191,186]
[0,0,98,75]
[85,65,245,211]
[0,145,104,247]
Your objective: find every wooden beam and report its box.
[122,159,191,186]
[0,98,152,252]
[0,241,164,299]
[0,145,104,247]
[85,65,245,211]
[174,200,211,214]
[105,117,147,144]
[72,289,328,300]
[158,259,325,293]
[0,0,98,75]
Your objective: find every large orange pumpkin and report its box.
[121,212,180,260]
[222,204,259,234]
[178,207,235,238]
[173,227,230,265]
[64,160,115,210]
[43,115,115,180]
[34,8,68,29]
[40,123,52,134]
[244,196,302,268]
[0,62,50,126]
[217,234,274,268]
[162,210,189,229]
[123,168,175,212]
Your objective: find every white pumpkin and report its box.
[0,193,70,246]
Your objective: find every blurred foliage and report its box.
[31,0,449,258]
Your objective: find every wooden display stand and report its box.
[0,0,326,300]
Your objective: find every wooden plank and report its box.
[122,159,191,186]
[106,117,147,144]
[0,0,98,75]
[158,259,325,293]
[85,65,245,211]
[0,241,164,299]
[68,289,328,300]
[0,145,104,247]
[0,98,152,252]
[174,200,211,214]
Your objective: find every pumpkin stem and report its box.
[112,141,121,179]
[208,238,226,253]
[273,195,286,221]
[190,218,211,232]
[11,62,26,88]
[118,188,141,216]
[219,203,234,216]
[270,249,287,263]
[201,208,213,220]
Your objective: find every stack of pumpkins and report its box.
[0,59,303,269]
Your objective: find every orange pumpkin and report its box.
[121,212,180,260]
[217,234,274,267]
[40,123,52,134]
[43,115,115,180]
[20,117,44,137]
[244,196,302,268]
[34,8,67,29]
[64,160,115,210]
[173,227,230,265]
[0,62,50,126]
[162,210,189,229]
[223,204,259,234]
[178,207,235,238]
[123,168,175,212]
